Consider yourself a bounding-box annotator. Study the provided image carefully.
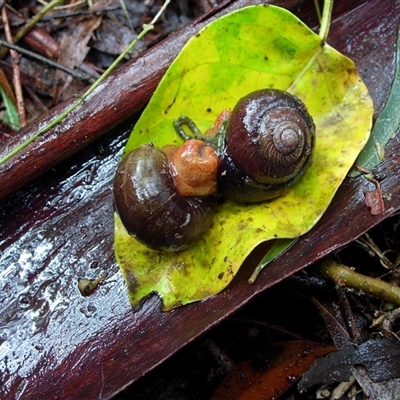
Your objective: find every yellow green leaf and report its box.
[114,5,373,310]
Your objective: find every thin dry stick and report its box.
[2,6,26,127]
[0,39,93,82]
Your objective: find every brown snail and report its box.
[114,89,315,251]
[113,141,219,252]
[217,89,315,202]
[174,89,315,203]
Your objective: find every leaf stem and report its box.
[319,0,334,41]
[321,259,400,306]
[0,0,171,166]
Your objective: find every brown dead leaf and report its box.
[54,16,102,102]
[211,341,334,400]
[298,336,400,391]
[352,366,400,400]
[364,184,385,215]
[91,19,139,56]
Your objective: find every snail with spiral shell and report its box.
[113,89,315,251]
[217,89,315,202]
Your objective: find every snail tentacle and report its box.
[173,115,203,141]
[173,113,229,155]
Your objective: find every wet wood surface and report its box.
[1,0,400,399]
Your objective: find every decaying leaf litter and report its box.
[0,1,199,127]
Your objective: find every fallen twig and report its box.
[2,6,25,127]
[321,259,400,306]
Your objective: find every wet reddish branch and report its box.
[0,0,302,202]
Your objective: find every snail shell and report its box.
[113,143,217,252]
[217,89,315,202]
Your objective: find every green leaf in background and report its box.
[0,85,20,130]
[349,25,400,177]
[248,238,298,284]
[114,5,374,310]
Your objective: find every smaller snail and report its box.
[113,141,219,252]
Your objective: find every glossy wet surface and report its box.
[0,126,131,396]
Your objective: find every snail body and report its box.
[114,89,315,251]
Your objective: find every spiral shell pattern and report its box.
[218,89,315,202]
